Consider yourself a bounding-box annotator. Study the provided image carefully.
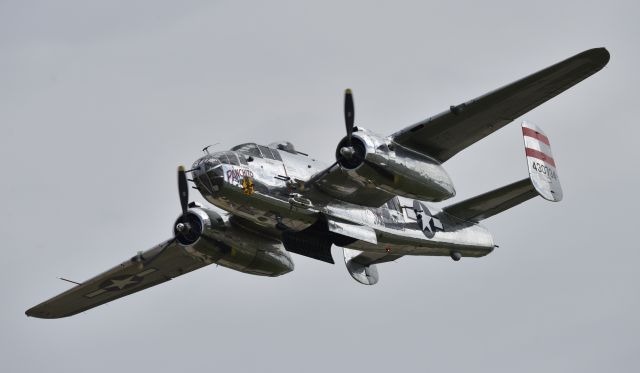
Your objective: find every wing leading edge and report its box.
[391,48,609,163]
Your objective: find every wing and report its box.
[26,239,208,319]
[391,48,610,163]
[307,162,396,207]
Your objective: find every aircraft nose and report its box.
[191,157,224,194]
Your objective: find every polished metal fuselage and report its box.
[191,134,494,259]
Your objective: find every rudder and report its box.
[522,121,563,202]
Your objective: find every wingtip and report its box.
[25,304,63,319]
[25,307,41,318]
[25,306,45,318]
[595,47,610,63]
[585,47,610,68]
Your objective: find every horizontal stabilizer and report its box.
[443,178,538,222]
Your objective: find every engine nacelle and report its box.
[335,128,456,202]
[173,207,294,277]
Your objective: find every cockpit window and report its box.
[213,151,240,165]
[231,143,262,158]
[257,145,280,161]
[231,143,282,161]
[216,153,229,164]
[193,155,221,170]
[257,145,272,159]
[271,149,282,161]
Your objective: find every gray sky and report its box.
[2,1,639,372]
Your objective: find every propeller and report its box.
[177,165,189,215]
[340,89,357,159]
[175,165,191,236]
[141,166,192,263]
[344,88,354,145]
[309,88,363,183]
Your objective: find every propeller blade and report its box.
[178,165,189,215]
[344,88,354,144]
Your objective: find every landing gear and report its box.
[450,251,462,261]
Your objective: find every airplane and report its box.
[26,47,610,319]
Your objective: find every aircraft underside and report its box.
[26,48,609,318]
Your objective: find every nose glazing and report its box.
[191,156,224,195]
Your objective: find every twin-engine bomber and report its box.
[27,48,610,318]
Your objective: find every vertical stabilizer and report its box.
[522,121,563,202]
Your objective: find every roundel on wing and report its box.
[99,275,143,292]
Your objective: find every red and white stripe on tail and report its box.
[522,121,563,202]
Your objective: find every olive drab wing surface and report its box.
[391,48,610,163]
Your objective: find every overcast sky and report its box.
[2,1,639,372]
